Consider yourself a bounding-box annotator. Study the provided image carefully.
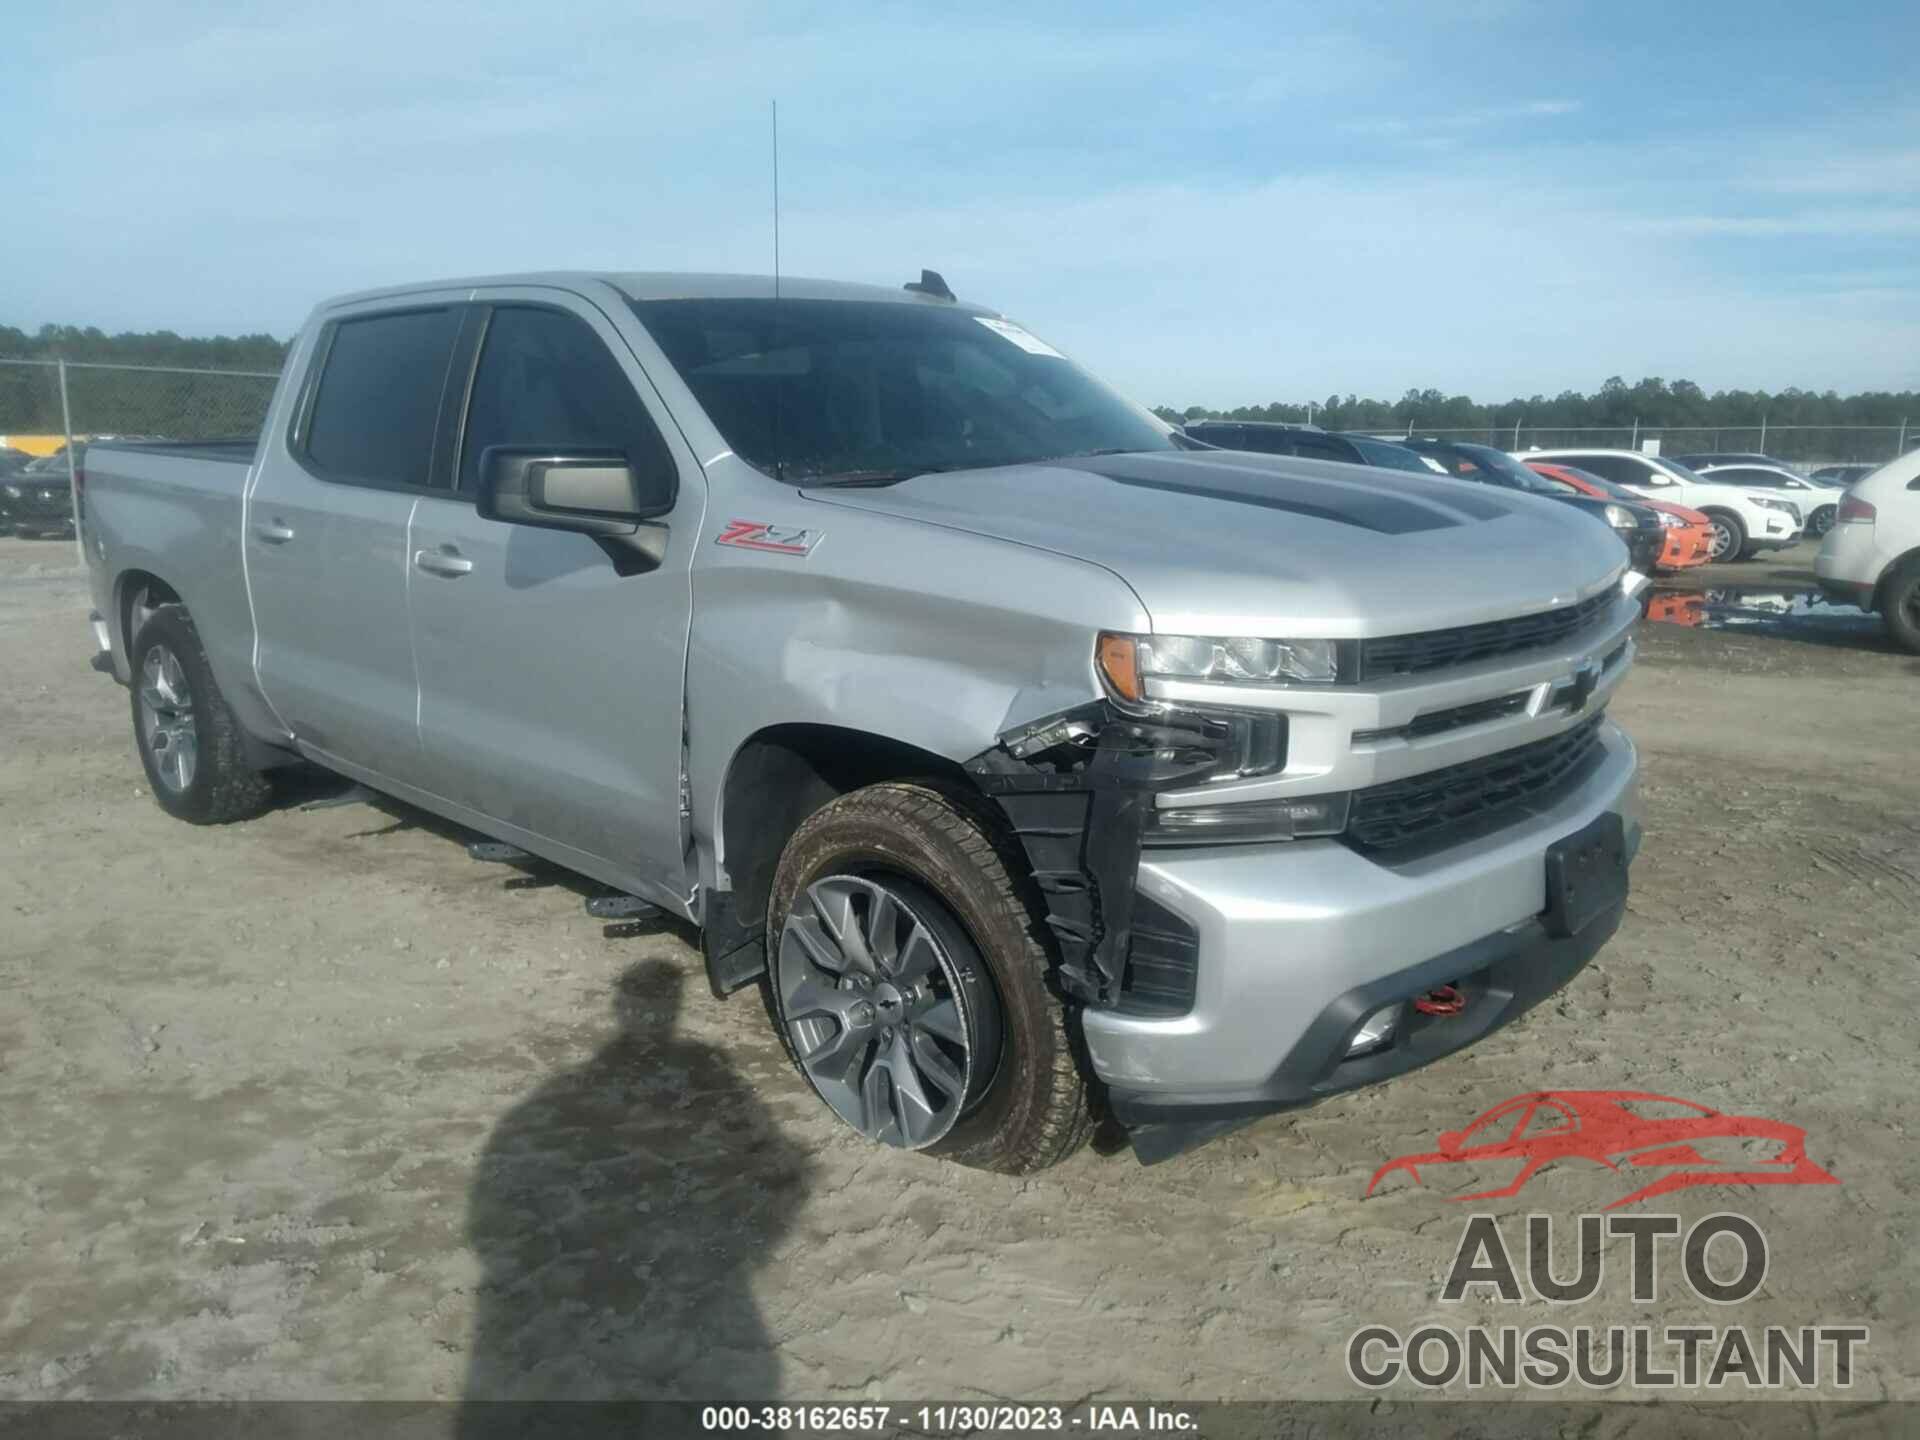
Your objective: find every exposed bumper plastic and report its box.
[1086,721,1639,1141]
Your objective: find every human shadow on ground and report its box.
[458,959,814,1435]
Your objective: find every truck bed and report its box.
[86,439,258,466]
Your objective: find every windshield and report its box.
[1653,457,1707,484]
[1352,438,1436,474]
[630,298,1177,482]
[1550,467,1647,504]
[1433,442,1567,494]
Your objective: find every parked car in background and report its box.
[1809,463,1878,487]
[1182,420,1436,474]
[76,268,1644,1171]
[1380,437,1665,573]
[2,448,79,538]
[1671,451,1800,472]
[1693,463,1840,538]
[1524,460,1712,572]
[1816,453,1920,652]
[1519,449,1800,562]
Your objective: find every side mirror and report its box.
[475,446,675,535]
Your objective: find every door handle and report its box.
[414,547,474,578]
[253,519,295,544]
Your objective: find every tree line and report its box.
[1,323,289,372]
[1153,376,1920,437]
[4,323,1914,453]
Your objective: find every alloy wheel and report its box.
[778,874,989,1149]
[1707,519,1737,561]
[138,644,199,793]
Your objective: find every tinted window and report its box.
[1558,454,1645,486]
[1351,439,1435,474]
[1235,428,1298,456]
[1712,468,1782,487]
[632,298,1176,481]
[458,306,675,495]
[1291,434,1358,463]
[305,308,461,488]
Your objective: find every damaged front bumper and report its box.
[1093,722,1639,1161]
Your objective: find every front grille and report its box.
[1347,712,1607,852]
[1359,592,1615,680]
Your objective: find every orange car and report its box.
[1525,460,1714,571]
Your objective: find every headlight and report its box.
[1603,503,1638,530]
[1098,631,1340,699]
[1754,496,1792,513]
[1145,792,1350,846]
[1658,511,1684,529]
[2,484,20,498]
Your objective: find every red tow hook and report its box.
[1414,984,1466,1017]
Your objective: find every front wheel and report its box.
[1808,505,1837,539]
[130,605,274,824]
[1702,510,1746,563]
[765,782,1093,1173]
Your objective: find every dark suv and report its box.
[1183,420,1435,473]
[2,449,80,538]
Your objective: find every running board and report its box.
[467,841,533,863]
[300,784,379,812]
[585,894,661,921]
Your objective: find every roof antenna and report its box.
[770,98,785,484]
[904,268,955,301]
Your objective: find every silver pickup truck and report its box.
[79,270,1641,1169]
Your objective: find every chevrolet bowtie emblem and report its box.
[1563,658,1602,713]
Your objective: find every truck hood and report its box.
[803,450,1627,636]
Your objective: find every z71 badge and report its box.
[714,519,821,556]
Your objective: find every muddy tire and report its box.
[130,605,273,824]
[1883,555,1920,655]
[765,781,1093,1174]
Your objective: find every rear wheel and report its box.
[1702,510,1746,563]
[1883,556,1920,654]
[130,605,273,824]
[1808,504,1837,539]
[766,781,1092,1173]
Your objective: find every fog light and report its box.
[1345,1004,1399,1057]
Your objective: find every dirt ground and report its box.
[2,534,1915,1410]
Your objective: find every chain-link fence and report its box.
[1,356,282,554]
[1365,423,1912,469]
[0,356,281,449]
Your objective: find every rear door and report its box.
[248,298,468,779]
[405,290,703,903]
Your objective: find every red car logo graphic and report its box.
[1367,1090,1838,1210]
[715,519,819,555]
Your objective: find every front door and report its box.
[405,293,703,906]
[248,300,467,780]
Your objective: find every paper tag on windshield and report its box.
[973,316,1064,358]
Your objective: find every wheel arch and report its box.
[718,723,978,930]
[1872,544,1920,614]
[113,567,184,664]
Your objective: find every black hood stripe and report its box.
[1055,454,1506,534]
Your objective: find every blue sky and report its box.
[4,0,1917,405]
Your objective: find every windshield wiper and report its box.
[796,463,971,488]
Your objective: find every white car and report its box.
[1815,450,1920,652]
[1692,463,1842,539]
[1516,449,1802,562]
